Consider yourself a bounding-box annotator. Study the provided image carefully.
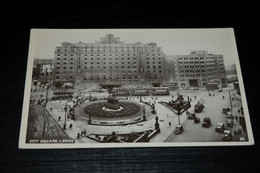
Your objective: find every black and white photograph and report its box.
[19,28,254,148]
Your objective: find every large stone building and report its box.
[170,50,227,88]
[53,34,167,84]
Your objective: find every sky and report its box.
[29,28,239,65]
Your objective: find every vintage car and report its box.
[195,102,205,113]
[202,117,211,128]
[188,113,196,120]
[174,124,184,134]
[194,117,200,123]
[222,108,231,114]
[215,123,225,133]
[222,130,232,141]
[226,118,233,127]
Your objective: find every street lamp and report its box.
[228,91,233,111]
[63,103,67,130]
[44,80,49,108]
[177,103,181,125]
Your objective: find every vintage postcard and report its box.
[19,28,254,148]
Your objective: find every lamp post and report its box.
[63,103,67,130]
[44,80,49,108]
[228,91,232,111]
[177,103,181,125]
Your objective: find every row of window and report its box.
[56,53,162,57]
[55,75,163,80]
[179,74,207,77]
[179,57,205,60]
[179,61,205,64]
[57,47,161,52]
[179,69,206,73]
[179,65,205,69]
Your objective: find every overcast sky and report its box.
[29,28,239,65]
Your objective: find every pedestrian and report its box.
[84,129,87,137]
[77,132,80,139]
[235,116,238,122]
[234,130,237,136]
[81,130,84,137]
[69,123,73,130]
[213,94,215,96]
[169,122,171,126]
[222,96,225,100]
[238,109,241,114]
[58,116,61,121]
[194,96,196,100]
[50,107,52,112]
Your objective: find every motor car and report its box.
[202,117,211,127]
[188,113,195,120]
[195,102,204,113]
[222,130,232,141]
[215,122,225,132]
[174,124,184,134]
[194,117,200,123]
[226,118,233,127]
[226,112,233,119]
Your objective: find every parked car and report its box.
[222,130,232,141]
[202,117,211,127]
[215,123,225,133]
[194,117,200,123]
[174,124,184,134]
[222,108,231,114]
[226,112,233,119]
[226,118,233,127]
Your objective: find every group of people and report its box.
[77,129,87,139]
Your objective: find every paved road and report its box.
[166,89,246,142]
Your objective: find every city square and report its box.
[28,81,247,143]
[20,29,252,147]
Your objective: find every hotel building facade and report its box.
[52,34,167,84]
[171,50,227,88]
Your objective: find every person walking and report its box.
[84,129,87,137]
[77,132,80,139]
[81,130,84,137]
[69,123,73,130]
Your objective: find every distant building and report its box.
[33,59,54,80]
[170,50,227,88]
[52,34,167,84]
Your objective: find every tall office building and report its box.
[172,50,227,88]
[53,34,167,84]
